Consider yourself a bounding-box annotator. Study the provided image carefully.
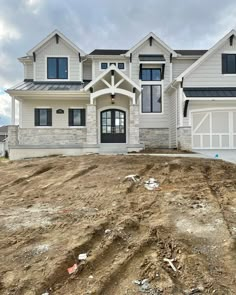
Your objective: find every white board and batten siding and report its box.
[184,36,236,87]
[34,38,81,82]
[131,40,171,128]
[21,99,89,128]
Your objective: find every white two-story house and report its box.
[6,29,236,160]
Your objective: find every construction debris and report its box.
[67,263,78,274]
[78,253,87,261]
[124,174,141,183]
[144,178,160,191]
[163,258,177,272]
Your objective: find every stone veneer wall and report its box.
[8,125,19,146]
[139,128,169,148]
[177,127,192,150]
[18,128,87,145]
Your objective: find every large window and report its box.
[47,57,68,79]
[35,109,52,126]
[222,54,236,74]
[68,109,86,126]
[142,85,162,113]
[141,68,161,81]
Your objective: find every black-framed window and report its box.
[222,54,236,74]
[142,85,162,113]
[68,109,86,126]
[101,62,108,70]
[118,62,125,70]
[141,68,161,81]
[47,57,68,79]
[35,109,52,126]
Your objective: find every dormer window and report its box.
[47,57,68,79]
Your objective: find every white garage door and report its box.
[192,110,236,149]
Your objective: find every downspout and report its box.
[170,84,178,148]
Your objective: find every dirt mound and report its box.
[0,155,235,294]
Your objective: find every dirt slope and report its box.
[0,155,235,295]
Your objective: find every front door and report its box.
[101,109,126,143]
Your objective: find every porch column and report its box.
[86,104,97,144]
[129,104,139,144]
[11,96,15,125]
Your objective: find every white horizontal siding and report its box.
[185,36,236,87]
[21,99,89,128]
[83,61,92,81]
[172,59,197,79]
[35,38,81,81]
[24,63,34,79]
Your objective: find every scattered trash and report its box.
[78,253,87,261]
[89,275,94,279]
[124,174,140,183]
[163,258,177,272]
[144,178,160,191]
[105,229,112,234]
[41,293,49,295]
[133,279,151,292]
[184,286,205,294]
[215,154,219,159]
[67,263,78,274]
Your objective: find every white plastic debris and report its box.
[89,275,94,279]
[78,253,87,260]
[105,229,112,234]
[124,174,140,183]
[163,258,177,272]
[144,178,160,191]
[41,293,49,295]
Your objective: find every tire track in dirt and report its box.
[36,218,109,295]
[0,164,54,192]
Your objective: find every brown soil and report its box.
[0,155,235,295]
[133,148,195,154]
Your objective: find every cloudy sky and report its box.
[0,0,236,125]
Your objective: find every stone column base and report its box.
[177,127,192,151]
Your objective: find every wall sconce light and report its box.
[111,94,115,104]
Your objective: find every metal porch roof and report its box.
[184,87,236,97]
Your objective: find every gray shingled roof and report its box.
[175,50,207,56]
[89,49,128,55]
[184,88,236,97]
[9,81,86,91]
[89,49,207,56]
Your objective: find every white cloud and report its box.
[0,92,19,124]
[0,20,21,41]
[24,0,44,14]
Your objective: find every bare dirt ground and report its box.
[0,155,235,295]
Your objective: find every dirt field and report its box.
[0,155,235,295]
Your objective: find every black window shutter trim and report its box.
[47,109,52,126]
[35,109,40,126]
[69,109,73,126]
[81,109,86,126]
[222,54,227,74]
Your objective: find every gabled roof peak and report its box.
[27,29,86,56]
[125,31,177,57]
